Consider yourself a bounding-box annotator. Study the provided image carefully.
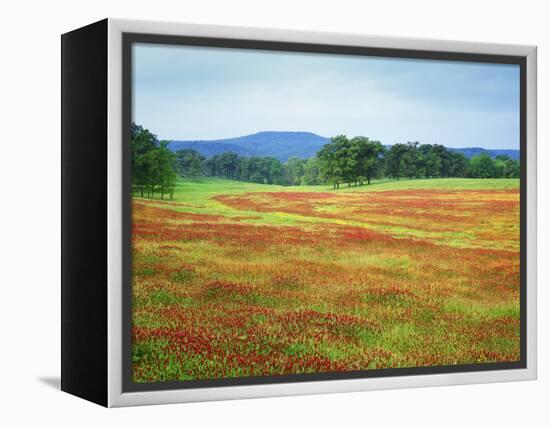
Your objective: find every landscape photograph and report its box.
[129,43,521,383]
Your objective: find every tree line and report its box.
[175,149,323,186]
[131,124,520,196]
[175,135,520,188]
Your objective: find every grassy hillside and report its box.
[131,177,520,382]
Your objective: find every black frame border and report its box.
[122,32,527,393]
[61,19,109,406]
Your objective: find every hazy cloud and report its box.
[133,43,520,149]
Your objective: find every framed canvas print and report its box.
[61,18,537,407]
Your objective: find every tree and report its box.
[448,152,468,177]
[140,141,176,199]
[317,136,345,188]
[157,142,177,199]
[386,142,425,179]
[419,144,442,178]
[401,142,425,179]
[131,123,159,197]
[333,136,357,186]
[350,137,385,184]
[285,157,307,186]
[468,153,496,178]
[301,158,323,185]
[314,135,519,183]
[431,144,451,177]
[506,160,520,178]
[203,152,239,179]
[218,152,240,179]
[385,143,403,179]
[319,135,386,188]
[202,153,286,185]
[175,149,205,177]
[494,155,520,178]
[131,123,178,199]
[265,157,284,184]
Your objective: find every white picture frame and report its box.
[61,18,537,407]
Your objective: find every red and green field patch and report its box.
[131,178,520,383]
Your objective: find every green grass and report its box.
[171,176,519,197]
[136,176,519,206]
[135,177,519,239]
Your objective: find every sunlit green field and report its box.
[131,177,520,382]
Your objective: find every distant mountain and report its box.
[168,131,519,162]
[168,141,256,158]
[449,147,519,160]
[169,131,329,162]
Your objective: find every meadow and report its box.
[131,177,520,383]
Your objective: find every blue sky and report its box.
[133,43,520,149]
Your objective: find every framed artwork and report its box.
[61,18,537,407]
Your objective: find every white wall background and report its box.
[0,0,547,424]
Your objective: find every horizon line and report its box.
[163,130,519,151]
